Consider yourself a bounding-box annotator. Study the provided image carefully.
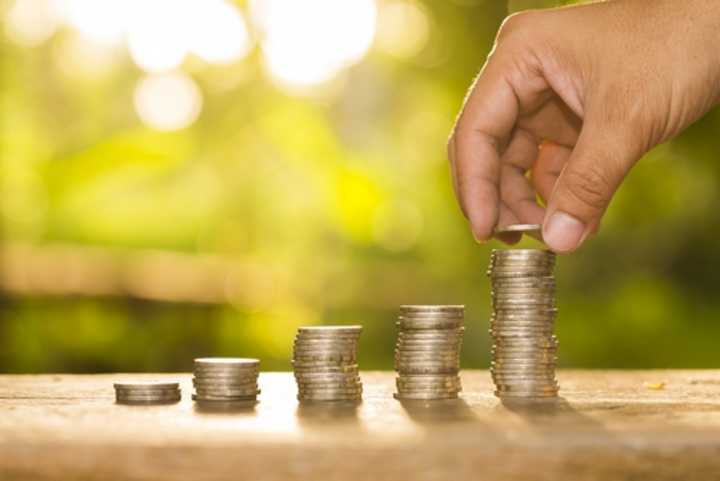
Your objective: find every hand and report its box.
[448,0,720,252]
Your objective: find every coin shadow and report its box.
[399,397,482,425]
[295,400,363,430]
[499,396,609,432]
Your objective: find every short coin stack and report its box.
[192,358,260,402]
[293,326,363,402]
[114,381,181,404]
[394,305,464,400]
[487,249,559,399]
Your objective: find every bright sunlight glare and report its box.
[251,0,377,89]
[63,0,129,44]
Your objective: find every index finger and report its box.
[452,54,520,241]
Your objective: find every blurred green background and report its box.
[2,0,720,374]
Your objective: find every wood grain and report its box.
[2,370,720,480]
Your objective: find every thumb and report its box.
[542,120,641,253]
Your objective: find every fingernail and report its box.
[543,211,585,253]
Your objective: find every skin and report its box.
[448,0,720,252]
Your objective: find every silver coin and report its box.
[396,366,459,374]
[295,373,360,382]
[397,383,462,391]
[194,357,259,367]
[115,386,180,394]
[193,374,258,383]
[397,322,464,331]
[395,348,460,356]
[298,325,362,334]
[116,397,181,405]
[397,330,463,342]
[493,345,557,352]
[396,389,461,397]
[494,387,559,396]
[396,348,462,355]
[397,374,460,381]
[494,338,557,347]
[292,362,359,370]
[398,312,464,320]
[193,386,260,394]
[491,276,555,285]
[393,392,459,401]
[116,392,181,401]
[298,390,363,397]
[294,336,361,344]
[292,349,358,358]
[493,223,542,235]
[491,247,553,257]
[396,363,460,370]
[294,371,360,379]
[397,338,463,346]
[113,381,179,390]
[298,395,362,402]
[488,271,554,279]
[192,393,258,402]
[490,324,555,331]
[491,369,556,377]
[491,374,556,380]
[293,356,357,365]
[492,352,557,359]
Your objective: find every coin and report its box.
[394,392,459,400]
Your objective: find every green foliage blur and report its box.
[2,0,720,374]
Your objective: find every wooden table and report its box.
[2,370,720,480]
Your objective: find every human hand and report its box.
[448,0,720,252]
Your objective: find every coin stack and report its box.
[293,326,363,402]
[192,358,261,402]
[114,381,181,404]
[487,249,559,399]
[394,305,464,400]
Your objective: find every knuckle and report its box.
[497,10,541,42]
[562,163,614,213]
[498,12,530,38]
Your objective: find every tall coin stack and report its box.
[487,249,559,399]
[293,326,363,402]
[394,305,464,400]
[192,358,260,402]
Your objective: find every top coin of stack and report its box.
[394,305,464,400]
[293,326,363,402]
[114,381,181,404]
[192,358,260,402]
[487,249,559,399]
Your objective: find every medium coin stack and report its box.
[114,381,181,404]
[293,326,363,402]
[192,358,260,402]
[394,305,464,400]
[488,249,559,399]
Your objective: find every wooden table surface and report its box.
[2,370,720,481]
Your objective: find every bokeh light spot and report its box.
[375,0,430,59]
[133,73,202,131]
[189,0,252,64]
[5,0,60,47]
[127,1,189,72]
